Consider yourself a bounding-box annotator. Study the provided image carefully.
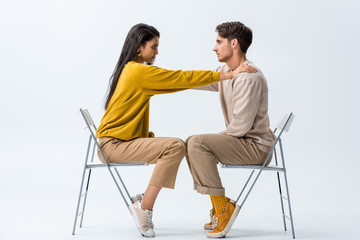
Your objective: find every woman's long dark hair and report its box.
[104,23,160,109]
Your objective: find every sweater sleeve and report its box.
[138,64,219,95]
[191,65,222,92]
[220,76,262,137]
[192,82,219,91]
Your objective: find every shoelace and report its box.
[212,216,218,229]
[146,211,154,228]
[131,193,145,204]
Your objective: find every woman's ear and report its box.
[138,44,145,52]
[137,45,144,56]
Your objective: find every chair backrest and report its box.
[80,108,95,127]
[79,108,107,164]
[79,108,98,139]
[265,112,294,168]
[276,112,294,133]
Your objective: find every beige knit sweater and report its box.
[195,60,275,153]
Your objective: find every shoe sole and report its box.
[206,204,240,238]
[128,205,155,238]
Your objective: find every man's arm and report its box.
[220,76,262,137]
[193,82,219,91]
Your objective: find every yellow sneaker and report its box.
[204,208,215,230]
[203,198,235,230]
[206,201,240,238]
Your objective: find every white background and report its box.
[1,0,359,239]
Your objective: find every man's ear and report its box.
[231,38,239,49]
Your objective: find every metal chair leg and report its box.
[72,136,91,235]
[105,166,130,208]
[80,169,92,227]
[277,171,287,231]
[279,140,295,239]
[274,147,287,231]
[114,168,132,203]
[239,168,264,208]
[238,148,275,208]
[235,170,255,204]
[79,141,97,227]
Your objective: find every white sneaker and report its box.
[129,202,155,238]
[131,193,154,228]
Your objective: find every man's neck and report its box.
[226,53,247,71]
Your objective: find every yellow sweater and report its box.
[96,61,219,140]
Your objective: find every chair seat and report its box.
[220,163,284,172]
[86,162,149,169]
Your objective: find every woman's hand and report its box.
[219,63,257,81]
[232,64,257,77]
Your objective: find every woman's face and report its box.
[139,37,159,64]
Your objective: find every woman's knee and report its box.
[168,138,186,161]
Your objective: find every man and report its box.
[186,21,276,238]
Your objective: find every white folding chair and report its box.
[221,112,296,238]
[72,108,149,235]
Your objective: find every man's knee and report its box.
[186,135,207,151]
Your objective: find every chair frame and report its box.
[72,108,148,235]
[221,112,296,238]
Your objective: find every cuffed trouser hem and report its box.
[149,180,175,190]
[194,183,225,196]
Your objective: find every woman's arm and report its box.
[132,62,256,95]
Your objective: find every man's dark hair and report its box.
[216,21,253,53]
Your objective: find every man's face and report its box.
[213,35,233,62]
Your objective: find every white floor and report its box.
[1,160,359,240]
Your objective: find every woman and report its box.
[96,23,256,238]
